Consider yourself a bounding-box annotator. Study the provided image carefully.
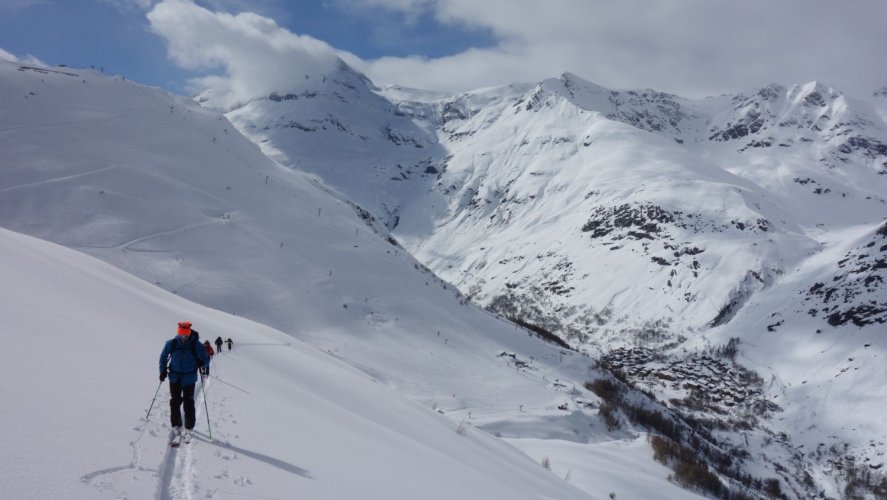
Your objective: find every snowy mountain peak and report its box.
[711,81,843,142]
[553,71,611,97]
[787,80,843,108]
[322,58,379,92]
[756,82,787,101]
[196,57,374,113]
[707,80,887,184]
[249,58,381,113]
[512,72,695,138]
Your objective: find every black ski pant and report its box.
[169,381,196,430]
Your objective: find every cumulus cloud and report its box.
[0,48,19,62]
[0,48,47,66]
[149,0,887,101]
[147,0,340,109]
[350,0,887,98]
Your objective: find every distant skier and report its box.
[225,338,233,352]
[159,321,210,443]
[201,340,214,376]
[214,336,224,355]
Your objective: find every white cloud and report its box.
[147,0,340,108]
[149,0,887,101]
[0,48,46,66]
[0,48,19,62]
[21,54,46,66]
[350,0,887,98]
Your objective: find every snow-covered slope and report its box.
[218,62,887,497]
[212,60,443,228]
[0,226,596,500]
[0,60,718,499]
[404,79,820,341]
[707,222,887,460]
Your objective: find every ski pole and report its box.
[145,379,163,421]
[200,373,212,440]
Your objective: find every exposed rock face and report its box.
[806,222,887,327]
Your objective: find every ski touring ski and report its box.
[169,428,183,448]
[169,428,193,447]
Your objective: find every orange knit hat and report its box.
[177,321,192,336]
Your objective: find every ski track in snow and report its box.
[0,162,120,193]
[0,111,138,136]
[78,373,219,499]
[157,439,182,500]
[157,378,209,500]
[114,219,224,252]
[64,218,228,254]
[0,109,148,156]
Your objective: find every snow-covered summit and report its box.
[518,72,698,138]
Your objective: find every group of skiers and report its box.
[199,336,233,376]
[157,321,235,442]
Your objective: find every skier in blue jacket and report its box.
[159,321,210,440]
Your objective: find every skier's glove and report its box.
[160,370,167,382]
[197,360,204,368]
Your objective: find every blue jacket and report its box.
[159,334,210,386]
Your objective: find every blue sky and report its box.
[1,0,886,102]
